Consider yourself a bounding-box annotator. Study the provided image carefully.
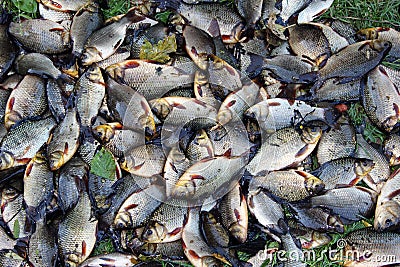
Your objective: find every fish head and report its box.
[4,111,22,130]
[354,159,375,176]
[201,211,217,224]
[216,108,233,126]
[81,47,101,66]
[48,150,65,171]
[374,201,400,232]
[65,253,80,267]
[229,222,247,243]
[85,65,103,83]
[327,215,344,233]
[370,39,392,53]
[150,98,171,120]
[141,222,167,243]
[114,211,133,229]
[93,124,115,143]
[305,175,325,195]
[301,126,322,144]
[0,151,15,170]
[357,28,379,40]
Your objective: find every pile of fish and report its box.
[1,0,400,266]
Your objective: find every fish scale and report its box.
[58,191,98,266]
[9,19,71,54]
[5,75,47,129]
[312,157,375,190]
[75,65,105,127]
[0,117,56,170]
[362,65,400,132]
[316,116,356,164]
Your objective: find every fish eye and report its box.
[385,219,392,227]
[146,229,153,235]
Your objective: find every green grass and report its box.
[322,0,400,30]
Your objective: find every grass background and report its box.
[1,0,400,266]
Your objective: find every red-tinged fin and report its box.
[225,65,237,76]
[190,174,205,181]
[171,102,186,109]
[193,99,207,108]
[302,241,312,249]
[188,250,201,259]
[170,227,182,236]
[334,103,348,113]
[294,170,308,178]
[133,162,145,170]
[234,208,241,221]
[315,8,328,17]
[200,157,214,163]
[378,65,389,76]
[223,148,232,157]
[386,189,400,200]
[227,100,236,107]
[24,163,34,179]
[377,27,390,32]
[248,195,254,208]
[124,203,139,211]
[82,240,87,256]
[50,0,62,9]
[124,60,140,69]
[63,142,69,155]
[16,158,31,165]
[49,27,65,32]
[268,101,281,107]
[191,47,199,57]
[295,144,310,158]
[221,35,232,42]
[349,177,362,186]
[7,97,15,111]
[393,103,400,117]
[99,257,116,263]
[196,85,203,97]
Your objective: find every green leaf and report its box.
[90,148,116,180]
[13,219,20,238]
[139,35,177,63]
[11,0,37,13]
[155,11,171,24]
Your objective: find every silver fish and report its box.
[58,191,98,266]
[0,116,56,170]
[374,169,400,232]
[9,19,71,54]
[71,1,104,56]
[47,108,80,170]
[5,75,47,129]
[106,60,195,100]
[310,186,377,223]
[81,9,147,65]
[246,126,322,175]
[75,65,105,126]
[23,150,54,218]
[362,65,400,132]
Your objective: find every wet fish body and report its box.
[9,19,71,54]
